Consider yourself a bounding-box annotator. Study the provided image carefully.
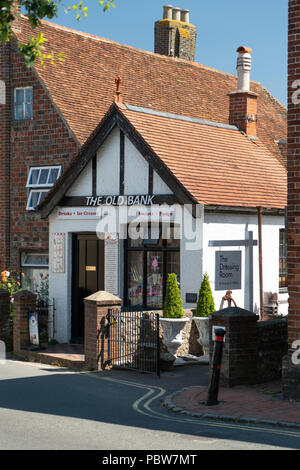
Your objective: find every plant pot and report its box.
[193,317,210,362]
[160,317,189,359]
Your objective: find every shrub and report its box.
[163,273,184,318]
[195,273,215,317]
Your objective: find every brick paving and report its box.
[164,382,300,427]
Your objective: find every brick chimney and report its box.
[229,47,258,137]
[11,0,21,31]
[154,5,197,61]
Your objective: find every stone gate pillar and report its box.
[84,291,122,370]
[282,0,300,400]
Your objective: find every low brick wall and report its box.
[257,318,288,382]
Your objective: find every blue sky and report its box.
[47,0,288,106]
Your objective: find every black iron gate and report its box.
[106,309,160,377]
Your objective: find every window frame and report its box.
[14,86,33,121]
[26,165,62,211]
[124,223,180,309]
[279,228,287,291]
[26,166,62,188]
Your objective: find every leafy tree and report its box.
[195,273,215,317]
[163,273,184,319]
[0,0,116,66]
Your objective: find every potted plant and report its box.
[40,332,49,350]
[193,273,215,362]
[160,273,189,361]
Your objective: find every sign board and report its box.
[52,233,65,273]
[185,293,198,304]
[215,251,242,291]
[29,312,39,346]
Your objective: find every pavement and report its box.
[163,377,300,429]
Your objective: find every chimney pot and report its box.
[172,7,181,21]
[163,5,173,20]
[236,46,252,92]
[180,9,190,23]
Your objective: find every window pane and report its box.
[38,169,49,185]
[127,251,144,307]
[15,104,24,120]
[48,168,60,184]
[28,169,40,185]
[28,191,39,209]
[25,87,33,103]
[146,251,163,308]
[21,253,49,266]
[25,102,33,119]
[165,225,181,248]
[38,191,48,204]
[166,251,180,285]
[15,89,24,105]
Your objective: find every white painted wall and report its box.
[203,212,287,316]
[124,136,148,194]
[153,171,173,195]
[97,126,120,195]
[66,161,93,196]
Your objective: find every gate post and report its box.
[84,291,122,370]
[209,306,258,387]
[13,290,37,353]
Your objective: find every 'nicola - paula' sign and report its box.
[86,195,155,206]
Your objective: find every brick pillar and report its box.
[84,291,122,370]
[209,307,258,387]
[13,290,36,353]
[282,0,300,400]
[0,288,11,349]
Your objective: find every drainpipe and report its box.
[257,207,264,320]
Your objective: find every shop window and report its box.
[279,228,287,290]
[21,252,49,303]
[125,223,180,309]
[26,166,61,210]
[14,87,33,120]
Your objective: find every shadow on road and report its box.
[0,360,299,450]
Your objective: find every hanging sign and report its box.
[215,251,242,291]
[28,312,39,346]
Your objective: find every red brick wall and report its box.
[287,0,300,346]
[0,38,79,271]
[0,42,12,269]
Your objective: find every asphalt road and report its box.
[0,359,300,451]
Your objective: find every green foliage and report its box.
[163,273,184,318]
[195,273,215,317]
[0,0,116,66]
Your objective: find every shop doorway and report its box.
[72,234,104,342]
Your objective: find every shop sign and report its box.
[215,251,242,291]
[86,195,155,206]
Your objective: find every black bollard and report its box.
[205,328,226,406]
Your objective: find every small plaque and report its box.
[86,266,96,272]
[186,293,198,304]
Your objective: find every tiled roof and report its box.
[13,16,287,166]
[39,103,287,212]
[120,105,287,209]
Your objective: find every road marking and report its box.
[83,373,300,439]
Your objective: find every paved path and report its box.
[165,384,300,428]
[1,359,300,450]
